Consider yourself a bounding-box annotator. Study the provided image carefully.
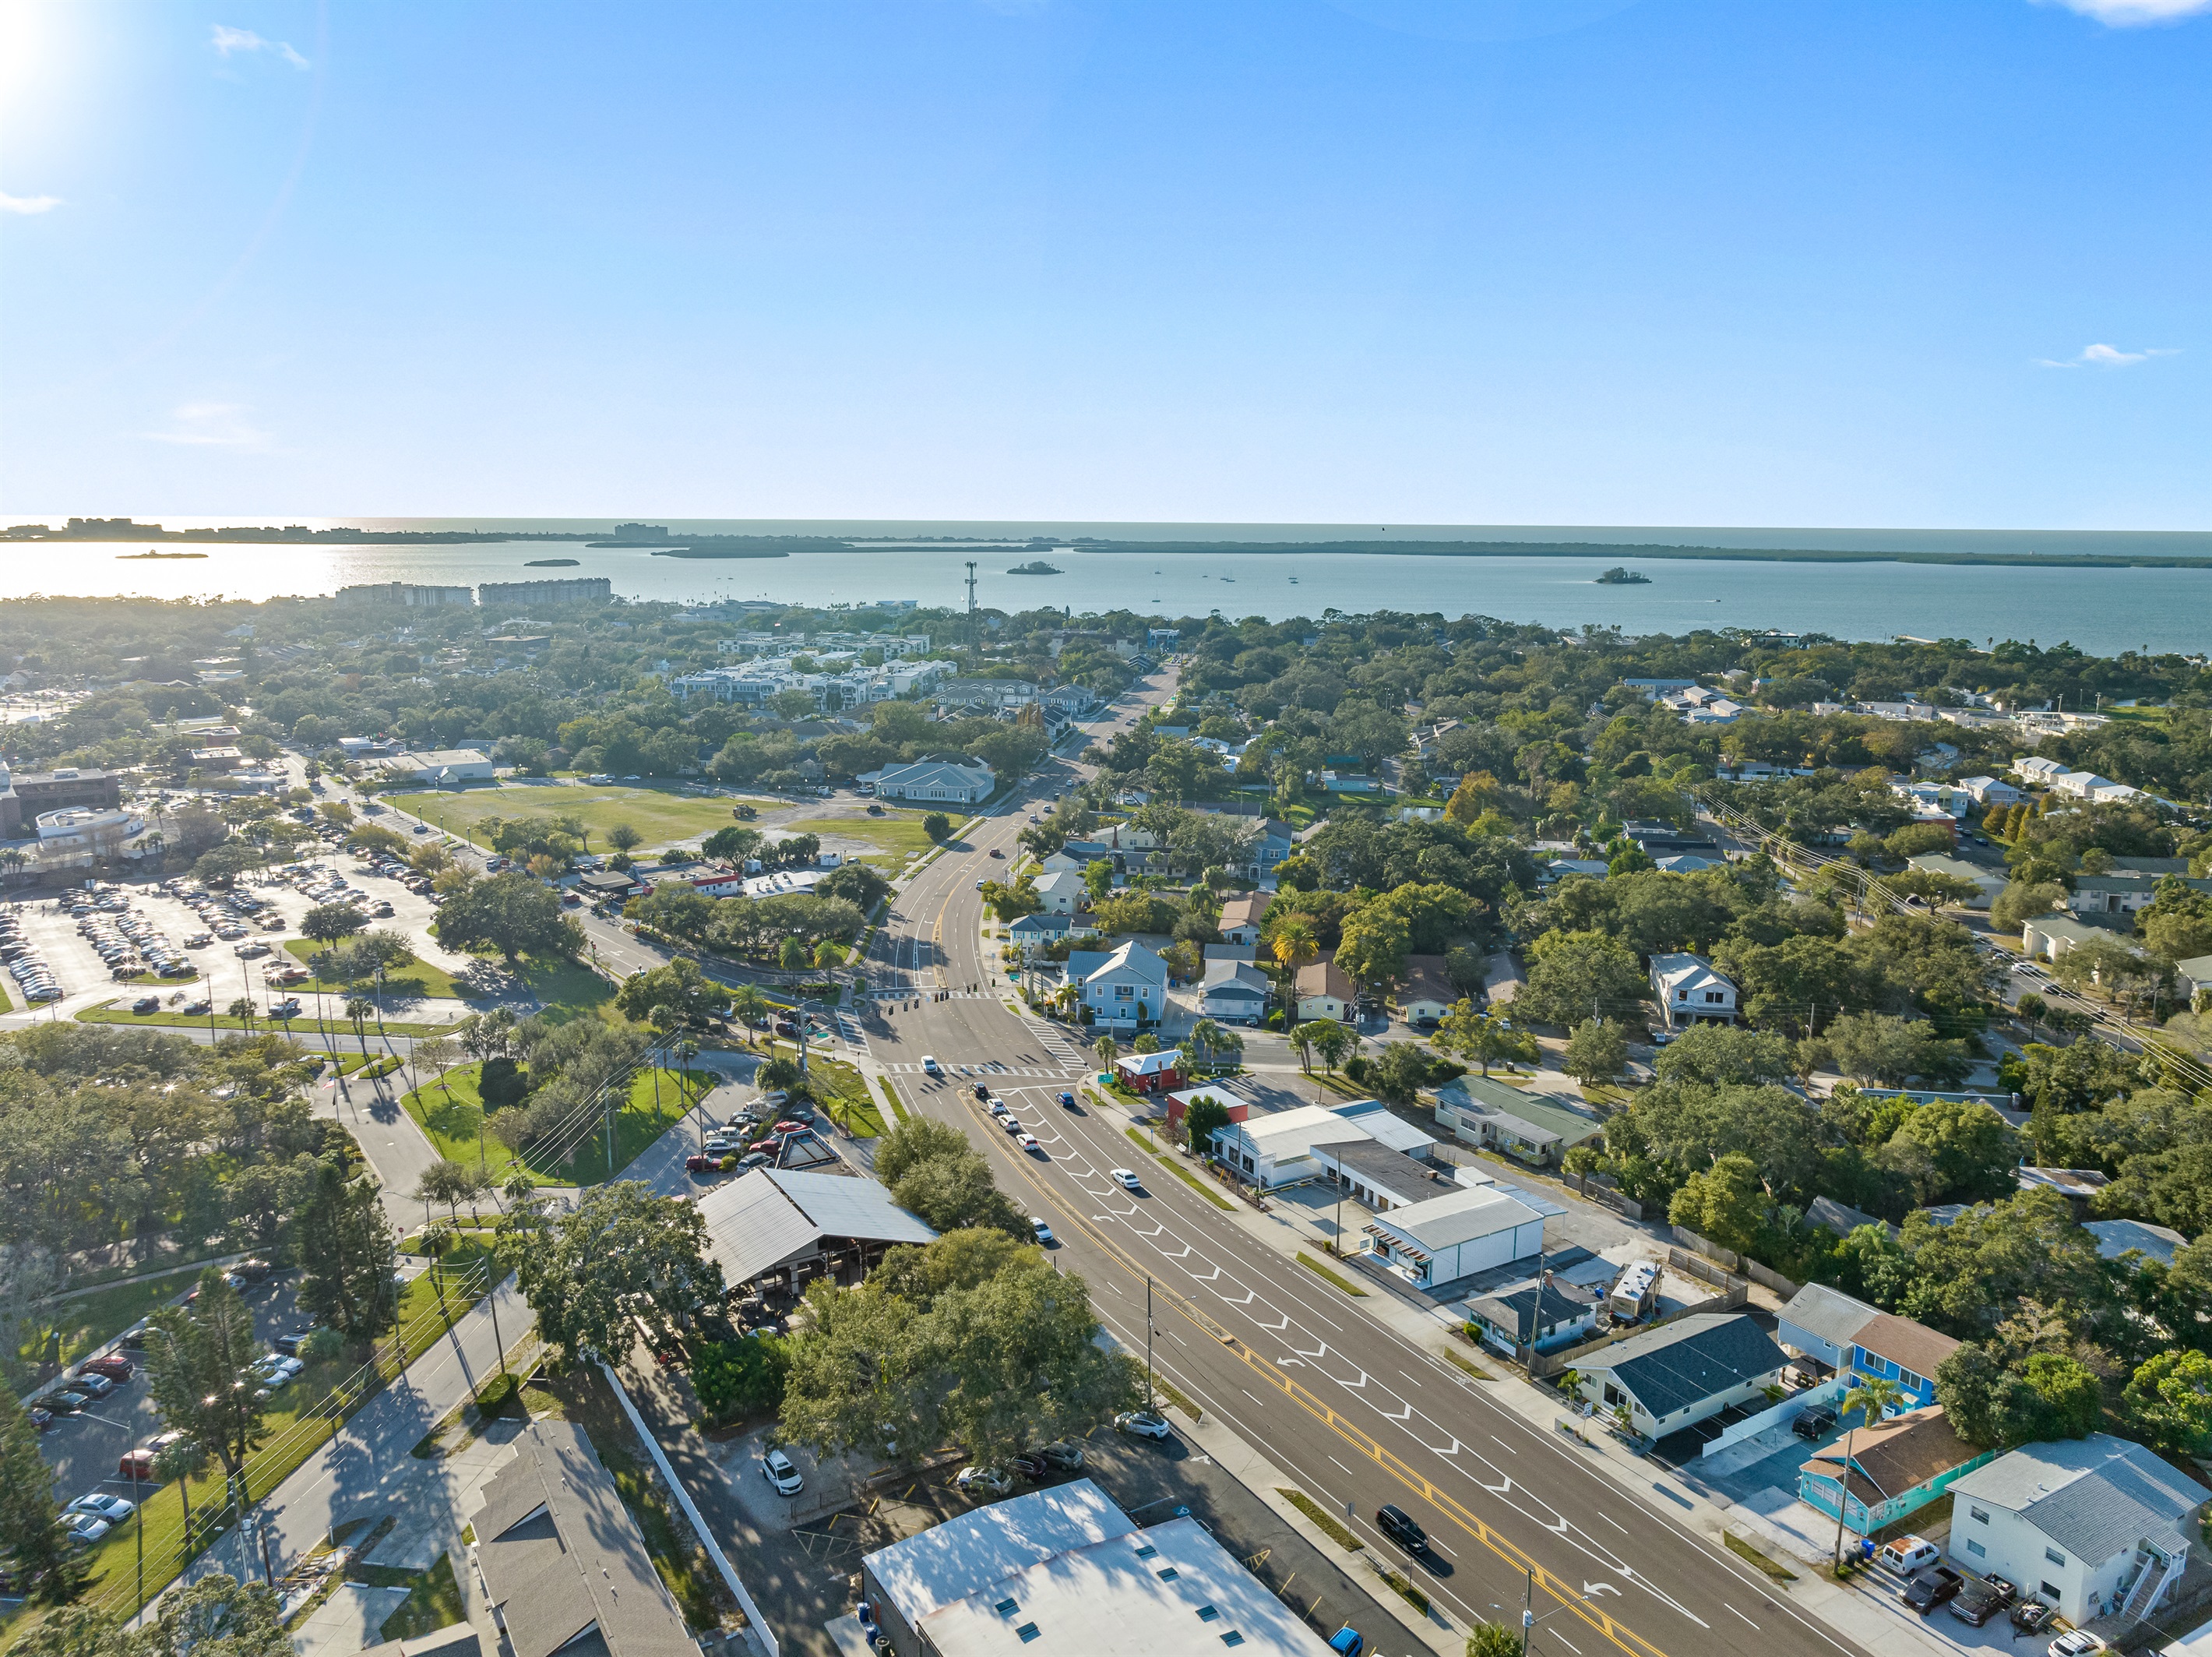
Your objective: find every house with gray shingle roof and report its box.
[1568,1313,1787,1439]
[1948,1434,2207,1624]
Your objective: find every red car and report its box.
[772,1119,806,1135]
[79,1353,133,1383]
[685,1153,731,1175]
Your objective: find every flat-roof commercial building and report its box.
[859,1479,1333,1657]
[385,749,496,783]
[1362,1185,1546,1291]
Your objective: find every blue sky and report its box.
[1,0,2205,527]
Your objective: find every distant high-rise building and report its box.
[336,582,475,608]
[476,577,613,606]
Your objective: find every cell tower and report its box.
[965,560,977,614]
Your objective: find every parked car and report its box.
[65,1514,111,1547]
[1037,1440,1086,1471]
[30,1406,53,1432]
[761,1447,805,1496]
[1115,1410,1172,1440]
[2011,1600,2056,1634]
[1009,1452,1048,1482]
[1903,1567,1964,1614]
[955,1465,1014,1497]
[1950,1579,2015,1627]
[68,1493,136,1525]
[273,1327,319,1357]
[131,996,160,1014]
[1791,1405,1837,1440]
[79,1353,133,1382]
[1878,1536,1940,1574]
[1376,1504,1428,1553]
[2048,1634,2107,1657]
[685,1154,726,1175]
[70,1373,115,1400]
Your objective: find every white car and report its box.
[921,1056,940,1077]
[1110,1168,1142,1190]
[1018,1133,1042,1153]
[2010,961,2045,976]
[761,1447,804,1496]
[2048,1634,2107,1657]
[65,1513,112,1546]
[68,1493,136,1523]
[1115,1410,1173,1440]
[954,1464,1013,1497]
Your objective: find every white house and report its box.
[1776,1282,1880,1371]
[1210,1104,1373,1187]
[1073,940,1168,1028]
[1956,776,2023,807]
[1398,955,1458,1026]
[2023,914,2137,962]
[861,757,995,805]
[1216,894,1267,947]
[2013,755,2069,786]
[1649,952,1738,1031]
[1294,954,1358,1022]
[1361,1185,1546,1289]
[1199,958,1270,1024]
[1032,868,1090,915]
[1947,1434,2205,1624]
[385,748,495,783]
[1569,1313,1788,1439]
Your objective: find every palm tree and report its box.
[1093,1033,1118,1073]
[1270,917,1317,1022]
[1831,1376,1904,1568]
[1289,1022,1316,1073]
[227,996,255,1035]
[344,996,374,1051]
[1188,1017,1224,1074]
[730,985,770,1046]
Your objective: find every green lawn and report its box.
[14,1275,188,1378]
[776,810,939,869]
[283,939,472,1001]
[78,1000,456,1038]
[779,1047,886,1137]
[65,1249,495,1625]
[401,782,770,854]
[402,1062,712,1186]
[365,1553,467,1642]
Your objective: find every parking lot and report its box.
[3,819,478,1020]
[34,1269,314,1515]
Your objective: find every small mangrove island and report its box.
[1594,566,1651,584]
[117,551,208,559]
[1006,559,1063,575]
[524,557,580,566]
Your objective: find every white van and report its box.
[1878,1536,1939,1575]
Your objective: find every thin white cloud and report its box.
[144,403,273,451]
[0,192,62,213]
[211,24,309,69]
[2037,343,2179,368]
[2041,0,2212,24]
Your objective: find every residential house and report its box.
[2085,1218,2189,1270]
[1202,942,1256,964]
[1363,1185,1547,1290]
[1906,852,2009,910]
[1431,1075,1603,1169]
[1074,940,1169,1028]
[1199,957,1270,1024]
[1539,858,1611,880]
[2017,1167,2112,1215]
[1569,1314,1788,1440]
[1398,954,1459,1026]
[1042,840,1116,873]
[1294,954,1358,1021]
[2013,754,2069,786]
[1008,911,1096,948]
[1251,819,1298,881]
[1032,868,1091,915]
[1114,1049,1185,1095]
[1797,1406,1995,1535]
[1848,1312,1960,1409]
[1465,1275,1601,1356]
[1956,776,2023,807]
[1650,953,1738,1031]
[2177,953,2212,1010]
[2069,873,2212,918]
[1217,893,1268,947]
[1655,853,1724,873]
[1947,1434,2207,1624]
[1777,1283,1880,1372]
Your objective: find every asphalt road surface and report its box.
[854,668,1871,1657]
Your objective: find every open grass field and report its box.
[14,1274,187,1376]
[60,1250,495,1631]
[400,782,772,853]
[777,810,939,869]
[402,1061,712,1186]
[761,1042,886,1137]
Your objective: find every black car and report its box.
[974,1083,992,1100]
[273,1327,318,1356]
[1009,1452,1048,1482]
[1791,1405,1837,1440]
[1376,1505,1427,1552]
[1902,1567,1964,1614]
[1950,1582,2011,1627]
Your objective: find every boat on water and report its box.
[1287,576,1298,583]
[1220,577,1235,583]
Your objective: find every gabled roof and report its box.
[1650,952,1733,994]
[1400,954,1457,1004]
[2084,1218,2189,1267]
[1294,953,1356,1002]
[1368,1184,1542,1253]
[1584,1314,1787,1419]
[471,1419,696,1657]
[1083,939,1167,987]
[1117,1049,1183,1077]
[1217,894,1268,931]
[1851,1312,1959,1378]
[1200,958,1270,995]
[694,1169,935,1284]
[1467,1276,1599,1336]
[1950,1434,2207,1561]
[1434,1078,1603,1148]
[1777,1283,1879,1349]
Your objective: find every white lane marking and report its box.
[1598,1513,1629,1535]
[1490,1435,1518,1454]
[1724,1604,1759,1629]
[1552,1636,1580,1654]
[1242,1388,1265,1405]
[1328,1455,1356,1477]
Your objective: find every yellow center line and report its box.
[963,1096,1674,1657]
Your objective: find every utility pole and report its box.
[965,561,977,615]
[1146,1276,1156,1409]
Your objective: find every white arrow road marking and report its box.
[1583,1582,1620,1598]
[1479,1473,1510,1493]
[1278,1357,1305,1367]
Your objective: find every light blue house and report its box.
[1071,940,1168,1029]
[1798,1405,1995,1532]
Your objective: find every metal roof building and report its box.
[694,1168,935,1290]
